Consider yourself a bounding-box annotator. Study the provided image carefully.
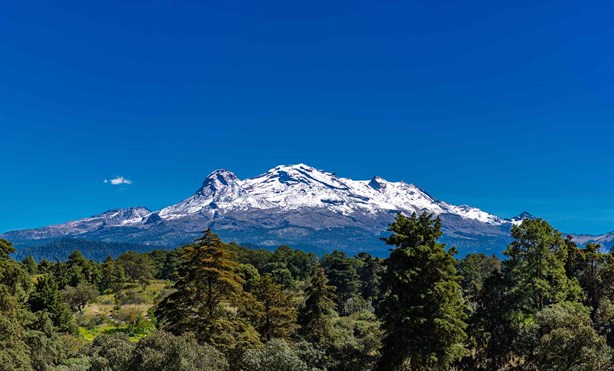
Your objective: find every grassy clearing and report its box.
[77,279,172,342]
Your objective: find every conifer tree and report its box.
[322,250,359,310]
[155,230,260,355]
[99,256,126,293]
[356,252,383,305]
[298,268,336,345]
[376,212,467,370]
[252,274,299,341]
[28,275,75,333]
[22,256,37,275]
[504,218,581,311]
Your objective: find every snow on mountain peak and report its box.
[198,169,240,196]
[154,164,507,225]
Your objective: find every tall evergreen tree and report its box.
[22,256,38,275]
[462,270,521,370]
[99,255,126,293]
[252,274,299,341]
[504,218,581,311]
[322,250,359,311]
[356,252,383,305]
[298,268,337,345]
[155,230,260,356]
[28,275,75,333]
[457,253,501,303]
[376,213,467,370]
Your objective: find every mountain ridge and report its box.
[3,164,612,255]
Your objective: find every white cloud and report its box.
[104,176,133,185]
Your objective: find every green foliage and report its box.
[1,218,612,371]
[156,230,260,367]
[461,270,521,370]
[533,301,612,370]
[29,274,76,333]
[99,256,126,293]
[62,283,99,313]
[567,242,614,322]
[272,245,318,282]
[251,274,299,341]
[116,251,155,282]
[321,250,360,311]
[128,331,229,371]
[504,219,582,311]
[355,252,383,305]
[377,212,467,370]
[457,253,500,302]
[156,230,246,337]
[87,332,136,370]
[22,255,38,275]
[242,339,317,371]
[298,268,337,345]
[328,310,383,371]
[0,238,16,259]
[0,285,33,371]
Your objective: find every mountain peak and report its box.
[200,169,239,188]
[507,211,536,225]
[368,176,388,190]
[516,211,535,219]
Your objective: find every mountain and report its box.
[567,232,614,252]
[2,164,610,256]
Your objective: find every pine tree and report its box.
[252,274,299,341]
[322,250,359,311]
[22,256,37,275]
[298,268,336,345]
[356,252,383,305]
[99,256,126,293]
[376,212,467,370]
[155,229,260,355]
[504,218,581,311]
[28,275,75,333]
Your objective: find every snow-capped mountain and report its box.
[2,164,610,256]
[159,164,505,225]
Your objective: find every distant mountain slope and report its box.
[3,164,611,256]
[12,238,153,262]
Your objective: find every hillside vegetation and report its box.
[0,213,612,370]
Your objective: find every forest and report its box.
[0,213,612,370]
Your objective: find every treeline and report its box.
[0,213,612,370]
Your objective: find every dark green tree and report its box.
[457,253,500,303]
[298,268,337,345]
[0,238,15,259]
[28,275,75,333]
[504,219,581,311]
[533,301,612,369]
[461,270,521,370]
[128,331,229,371]
[99,255,126,293]
[376,213,467,370]
[117,251,155,282]
[569,242,612,321]
[251,274,299,341]
[0,241,34,370]
[322,250,360,311]
[156,230,260,362]
[22,255,38,275]
[273,245,318,282]
[356,252,383,305]
[62,282,99,313]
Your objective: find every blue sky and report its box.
[1,0,612,235]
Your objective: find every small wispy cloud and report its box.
[104,176,133,185]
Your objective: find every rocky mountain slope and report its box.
[3,164,611,256]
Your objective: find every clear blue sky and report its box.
[1,0,612,235]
